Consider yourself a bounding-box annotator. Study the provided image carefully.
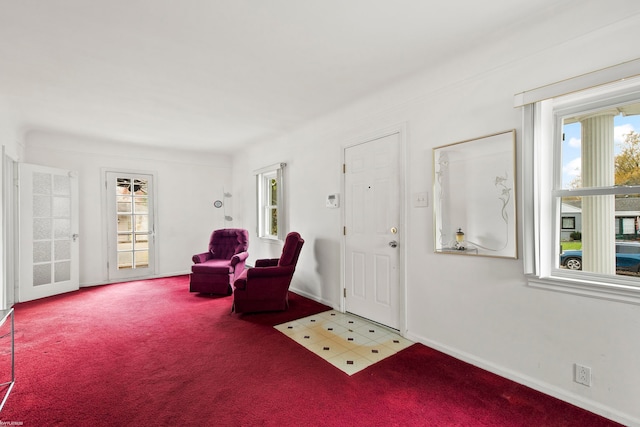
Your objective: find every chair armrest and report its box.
[192,252,213,264]
[247,265,294,279]
[231,251,249,267]
[234,265,294,291]
[234,278,247,290]
[233,268,249,290]
[255,258,279,268]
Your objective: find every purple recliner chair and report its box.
[232,232,304,313]
[190,228,249,295]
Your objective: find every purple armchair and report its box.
[190,228,249,295]
[232,232,304,313]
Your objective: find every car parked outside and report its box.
[560,241,640,272]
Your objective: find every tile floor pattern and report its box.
[274,310,413,375]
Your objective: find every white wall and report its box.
[231,10,640,427]
[24,131,233,286]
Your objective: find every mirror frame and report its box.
[433,130,517,258]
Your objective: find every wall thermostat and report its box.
[326,193,340,208]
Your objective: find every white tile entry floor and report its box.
[274,310,413,375]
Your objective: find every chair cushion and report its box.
[209,229,249,260]
[191,259,233,274]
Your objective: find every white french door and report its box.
[18,164,79,302]
[105,171,155,281]
[344,132,402,330]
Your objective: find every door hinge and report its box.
[343,226,346,235]
[343,163,346,173]
[343,288,346,298]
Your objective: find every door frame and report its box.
[340,123,408,335]
[101,168,158,282]
[1,149,17,309]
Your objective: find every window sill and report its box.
[259,235,281,243]
[527,274,640,305]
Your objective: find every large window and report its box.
[256,163,286,240]
[522,72,640,302]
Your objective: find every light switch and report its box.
[414,192,428,208]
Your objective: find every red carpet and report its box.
[1,275,620,426]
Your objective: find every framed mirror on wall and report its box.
[433,129,517,258]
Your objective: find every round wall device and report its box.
[214,200,223,208]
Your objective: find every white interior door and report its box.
[18,164,79,302]
[344,133,401,329]
[105,171,155,281]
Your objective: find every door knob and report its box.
[389,240,398,248]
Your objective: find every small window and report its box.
[561,217,575,229]
[616,217,637,238]
[256,163,286,240]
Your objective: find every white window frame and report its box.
[255,163,286,240]
[519,61,640,304]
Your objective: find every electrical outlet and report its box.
[575,363,592,387]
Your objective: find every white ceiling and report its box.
[0,0,615,153]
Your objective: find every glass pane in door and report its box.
[135,215,148,232]
[55,261,71,282]
[117,198,131,213]
[118,252,133,269]
[33,172,51,195]
[33,264,51,286]
[134,197,148,213]
[117,233,133,250]
[55,240,71,260]
[134,250,149,268]
[33,241,51,263]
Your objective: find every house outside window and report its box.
[256,163,286,240]
[520,71,640,303]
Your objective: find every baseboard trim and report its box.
[80,270,191,288]
[289,286,337,310]
[405,332,638,427]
